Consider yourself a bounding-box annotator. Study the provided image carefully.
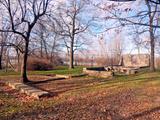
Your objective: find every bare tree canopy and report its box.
[0,0,160,84]
[50,0,94,69]
[0,0,50,82]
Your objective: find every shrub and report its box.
[155,57,160,69]
[27,58,53,70]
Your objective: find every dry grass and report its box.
[0,70,160,120]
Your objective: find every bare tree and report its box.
[148,0,160,4]
[0,33,5,70]
[0,27,12,70]
[31,19,62,64]
[145,0,158,71]
[33,21,50,59]
[94,0,159,71]
[0,0,50,83]
[52,0,93,69]
[111,30,124,65]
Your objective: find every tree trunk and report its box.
[50,38,56,63]
[43,39,49,59]
[69,40,74,69]
[15,48,20,72]
[21,40,29,83]
[145,0,156,72]
[150,28,155,71]
[149,8,155,72]
[0,45,4,70]
[40,38,43,58]
[0,55,2,69]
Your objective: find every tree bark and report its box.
[40,37,43,58]
[69,40,74,69]
[50,37,56,63]
[146,0,156,72]
[15,48,21,72]
[0,44,4,70]
[0,55,2,69]
[150,27,155,71]
[43,39,49,59]
[21,39,29,83]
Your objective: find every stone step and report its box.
[6,81,49,99]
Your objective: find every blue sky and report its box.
[85,0,154,56]
[1,0,158,57]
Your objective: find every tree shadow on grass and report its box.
[124,106,160,120]
[24,74,160,98]
[100,106,160,120]
[29,77,65,84]
[7,105,160,120]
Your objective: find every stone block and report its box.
[56,74,70,79]
[83,67,113,78]
[7,82,49,99]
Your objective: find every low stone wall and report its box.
[83,68,113,78]
[105,66,139,75]
[85,67,106,71]
[120,67,139,75]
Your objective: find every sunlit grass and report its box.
[0,70,160,119]
[0,66,84,76]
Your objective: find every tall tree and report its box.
[0,32,5,69]
[53,0,93,69]
[0,19,10,70]
[95,0,159,71]
[0,0,50,83]
[145,0,158,71]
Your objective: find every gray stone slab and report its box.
[56,74,70,79]
[31,91,49,99]
[7,82,49,99]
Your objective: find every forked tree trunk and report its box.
[21,39,29,83]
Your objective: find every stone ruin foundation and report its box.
[83,54,150,78]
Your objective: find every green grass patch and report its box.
[0,70,20,76]
[29,66,84,75]
[0,66,84,76]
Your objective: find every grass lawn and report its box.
[0,69,160,120]
[0,66,84,76]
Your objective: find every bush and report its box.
[27,58,53,70]
[156,57,160,69]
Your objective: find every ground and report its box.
[0,67,160,120]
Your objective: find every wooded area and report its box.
[0,0,160,120]
[0,0,160,83]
